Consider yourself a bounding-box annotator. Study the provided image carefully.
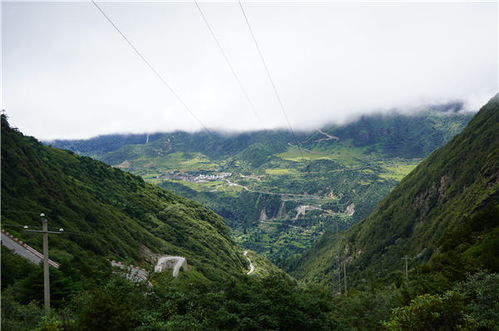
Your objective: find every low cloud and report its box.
[3,1,497,140]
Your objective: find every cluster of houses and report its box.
[162,171,232,183]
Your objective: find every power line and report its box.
[3,222,99,240]
[402,255,411,280]
[194,1,265,129]
[238,1,304,159]
[2,209,52,216]
[91,1,212,136]
[2,223,32,228]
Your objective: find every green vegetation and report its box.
[243,250,286,278]
[379,160,420,181]
[265,168,299,175]
[1,114,245,281]
[2,250,336,330]
[167,179,243,195]
[292,95,499,288]
[6,116,344,330]
[135,151,218,171]
[277,143,367,166]
[3,99,499,329]
[50,107,472,269]
[3,244,497,330]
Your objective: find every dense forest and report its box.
[293,95,499,286]
[1,114,246,281]
[2,95,498,329]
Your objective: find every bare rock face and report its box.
[412,174,452,219]
[345,203,356,216]
[294,205,322,220]
[277,201,286,218]
[259,208,268,221]
[438,174,451,202]
[114,160,131,169]
[326,191,340,199]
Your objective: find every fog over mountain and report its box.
[2,1,497,140]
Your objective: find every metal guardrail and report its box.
[1,229,60,268]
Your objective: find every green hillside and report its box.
[2,102,497,329]
[50,107,472,269]
[1,114,340,330]
[292,95,499,286]
[1,114,246,281]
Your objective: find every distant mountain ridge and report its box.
[49,105,472,161]
[292,94,499,285]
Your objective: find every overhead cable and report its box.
[238,0,304,158]
[194,1,266,129]
[91,1,212,135]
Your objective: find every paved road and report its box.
[1,229,60,268]
[225,179,324,200]
[244,251,255,275]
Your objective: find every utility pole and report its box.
[42,215,50,312]
[336,222,341,295]
[24,213,63,314]
[334,223,347,295]
[343,260,348,294]
[402,255,410,280]
[337,256,341,295]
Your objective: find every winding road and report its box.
[244,251,255,275]
[225,179,324,200]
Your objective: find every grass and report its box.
[277,144,366,167]
[181,155,218,169]
[166,179,243,195]
[265,168,299,175]
[144,178,163,185]
[143,173,162,179]
[133,152,219,171]
[379,160,420,181]
[135,145,422,267]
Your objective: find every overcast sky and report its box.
[2,1,498,140]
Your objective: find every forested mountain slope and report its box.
[2,106,496,330]
[49,107,472,269]
[1,115,246,281]
[293,95,499,285]
[2,115,340,331]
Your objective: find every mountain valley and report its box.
[2,98,498,330]
[51,106,473,269]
